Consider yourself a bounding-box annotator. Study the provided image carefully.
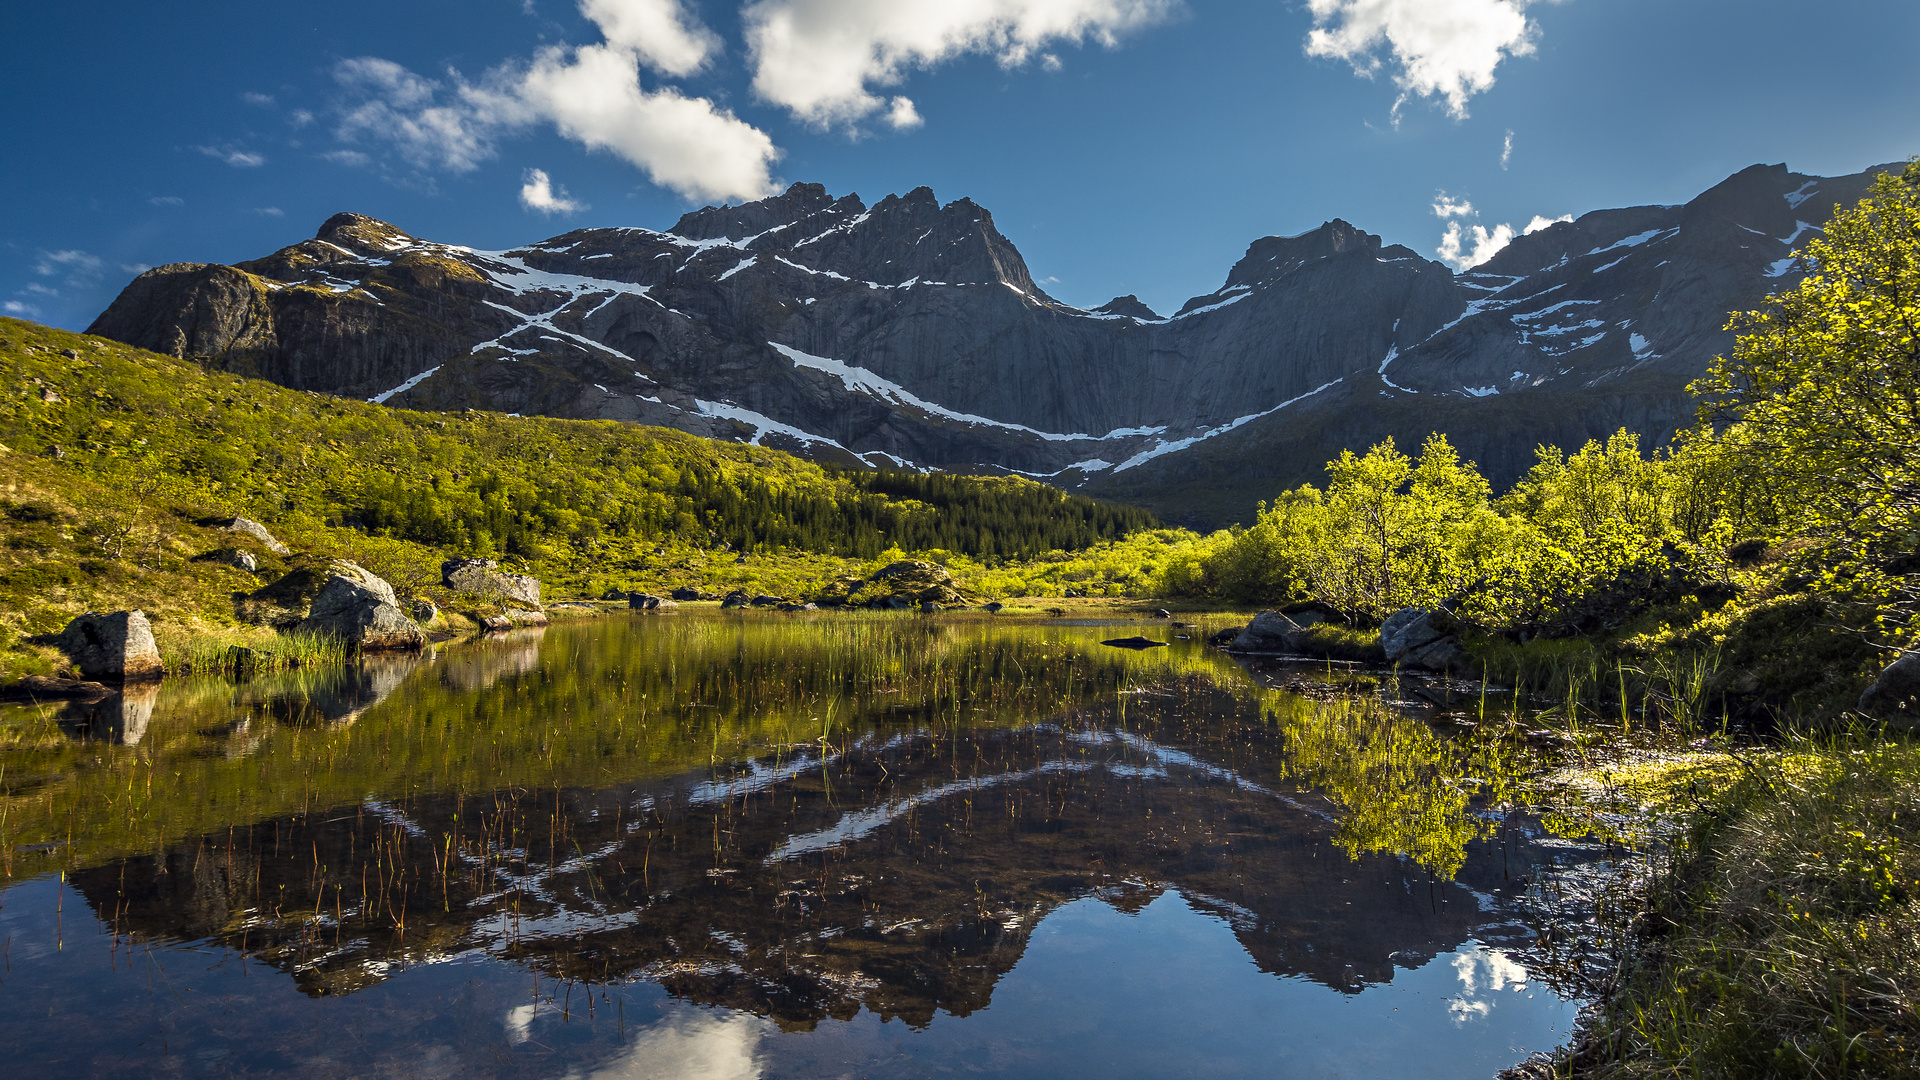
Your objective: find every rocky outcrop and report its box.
[297,562,426,651]
[1380,608,1464,671]
[1860,651,1920,726]
[224,517,290,555]
[57,610,163,681]
[868,560,967,605]
[441,559,541,607]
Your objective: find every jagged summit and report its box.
[1092,295,1161,320]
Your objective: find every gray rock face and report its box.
[441,559,542,607]
[298,562,426,651]
[1230,609,1326,652]
[1860,651,1920,727]
[57,610,163,681]
[87,164,1902,527]
[411,597,439,623]
[225,517,290,555]
[629,593,676,610]
[1380,608,1464,671]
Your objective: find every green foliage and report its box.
[1688,163,1920,639]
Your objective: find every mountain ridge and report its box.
[88,160,1898,526]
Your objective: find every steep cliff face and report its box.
[87,162,1896,526]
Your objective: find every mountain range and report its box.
[88,161,1894,526]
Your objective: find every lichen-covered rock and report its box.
[224,516,290,555]
[57,610,163,681]
[1860,651,1920,727]
[442,559,541,607]
[411,597,439,623]
[501,608,549,627]
[868,560,967,605]
[297,562,425,651]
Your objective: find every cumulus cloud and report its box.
[329,0,780,203]
[884,95,923,130]
[1437,220,1514,270]
[520,43,780,202]
[198,145,266,167]
[581,0,721,77]
[520,168,588,213]
[1305,0,1539,119]
[1432,194,1474,218]
[742,0,1178,129]
[1524,213,1571,234]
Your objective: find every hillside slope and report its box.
[0,317,1155,673]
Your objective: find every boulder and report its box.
[239,555,347,627]
[920,601,942,613]
[721,590,751,609]
[411,597,439,623]
[1380,607,1464,671]
[602,588,629,601]
[297,562,426,651]
[57,610,163,681]
[224,516,290,555]
[502,608,549,627]
[750,594,782,607]
[441,558,542,607]
[983,601,1005,614]
[1208,626,1242,648]
[1229,610,1324,652]
[629,593,665,609]
[670,586,703,601]
[1860,651,1920,726]
[868,560,967,605]
[1152,608,1172,619]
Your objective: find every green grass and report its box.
[1556,735,1920,1078]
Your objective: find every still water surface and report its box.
[0,612,1594,1077]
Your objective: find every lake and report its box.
[0,611,1600,1078]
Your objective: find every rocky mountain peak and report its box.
[1092,295,1162,320]
[1222,219,1387,290]
[315,212,414,255]
[670,182,846,242]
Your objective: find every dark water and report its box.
[0,613,1596,1078]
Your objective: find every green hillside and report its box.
[0,317,1157,677]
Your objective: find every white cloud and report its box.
[579,1011,771,1080]
[290,108,315,128]
[1437,219,1514,270]
[521,43,781,202]
[333,57,528,172]
[520,168,588,213]
[742,0,1178,129]
[199,145,266,167]
[322,149,373,167]
[580,0,721,77]
[1305,0,1538,119]
[884,95,923,130]
[1432,193,1474,218]
[1500,128,1513,168]
[121,263,152,274]
[150,195,184,206]
[35,250,104,278]
[247,207,286,217]
[1524,213,1571,234]
[3,300,40,317]
[243,91,277,107]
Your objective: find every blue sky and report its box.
[4,0,1917,329]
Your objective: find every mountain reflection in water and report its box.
[0,613,1596,1077]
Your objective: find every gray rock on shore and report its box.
[442,559,542,607]
[57,610,163,681]
[1381,607,1464,671]
[297,562,426,651]
[1229,609,1327,652]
